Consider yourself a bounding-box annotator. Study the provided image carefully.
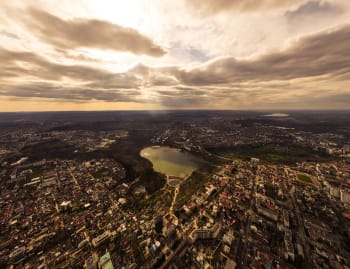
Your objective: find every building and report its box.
[190,223,221,241]
[257,207,278,222]
[284,230,294,261]
[330,186,340,198]
[8,247,26,263]
[59,201,72,212]
[92,231,110,248]
[340,190,350,205]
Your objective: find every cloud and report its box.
[86,74,141,90]
[173,25,350,85]
[0,47,141,87]
[169,42,211,63]
[1,18,349,109]
[285,1,343,20]
[186,0,298,15]
[24,8,165,57]
[323,93,350,103]
[0,30,19,39]
[157,93,209,107]
[0,82,137,102]
[0,47,144,102]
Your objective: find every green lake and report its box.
[140,146,205,178]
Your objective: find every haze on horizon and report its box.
[0,0,349,111]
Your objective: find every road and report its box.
[202,149,235,162]
[238,171,257,269]
[69,167,81,190]
[169,185,180,213]
[289,186,310,259]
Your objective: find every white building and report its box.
[340,190,350,204]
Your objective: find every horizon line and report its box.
[1,109,350,113]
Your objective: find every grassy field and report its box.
[297,174,312,183]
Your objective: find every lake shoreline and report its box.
[140,146,205,179]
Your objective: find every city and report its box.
[0,111,349,268]
[1,0,350,268]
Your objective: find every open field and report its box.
[297,173,312,183]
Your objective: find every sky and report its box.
[0,0,349,111]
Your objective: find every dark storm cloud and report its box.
[285,1,343,21]
[174,25,350,85]
[24,8,165,56]
[186,0,297,14]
